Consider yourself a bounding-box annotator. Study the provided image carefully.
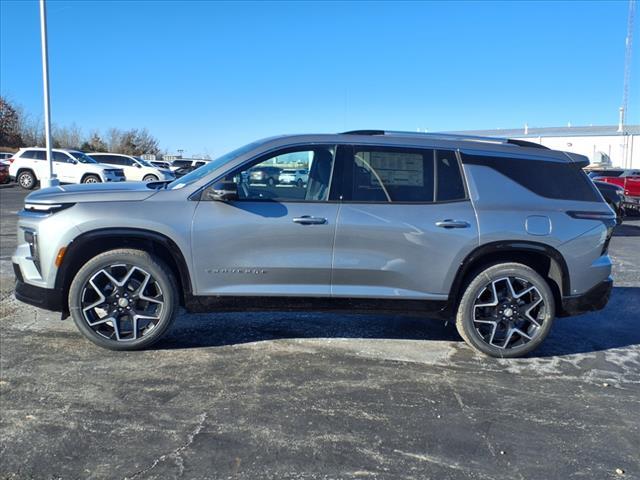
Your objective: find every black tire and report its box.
[68,249,179,351]
[82,174,101,184]
[143,174,158,182]
[17,170,36,190]
[607,201,623,225]
[455,262,555,358]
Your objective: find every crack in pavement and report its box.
[124,412,207,480]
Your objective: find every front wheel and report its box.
[68,249,178,350]
[143,174,158,182]
[82,174,101,184]
[455,263,555,358]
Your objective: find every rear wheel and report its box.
[456,263,555,358]
[82,174,101,184]
[143,174,158,182]
[68,249,178,350]
[17,170,36,190]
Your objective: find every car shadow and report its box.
[155,287,640,357]
[532,286,640,357]
[613,222,640,237]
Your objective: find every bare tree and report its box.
[52,123,83,149]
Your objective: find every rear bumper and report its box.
[13,262,64,312]
[559,277,613,317]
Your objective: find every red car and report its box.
[0,162,10,184]
[589,169,640,213]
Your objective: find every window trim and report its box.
[337,144,470,205]
[197,144,339,204]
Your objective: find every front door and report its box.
[191,145,339,296]
[52,151,75,183]
[331,145,479,300]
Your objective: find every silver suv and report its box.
[12,131,615,357]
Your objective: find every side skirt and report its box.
[185,295,451,320]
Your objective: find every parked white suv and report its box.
[9,148,125,190]
[89,153,175,182]
[279,168,309,187]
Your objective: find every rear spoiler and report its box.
[563,152,590,169]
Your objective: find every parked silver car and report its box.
[12,131,615,357]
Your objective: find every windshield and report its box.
[168,140,269,189]
[135,157,154,167]
[71,152,98,164]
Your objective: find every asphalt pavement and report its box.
[1,185,639,480]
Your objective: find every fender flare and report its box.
[54,227,193,302]
[448,240,570,306]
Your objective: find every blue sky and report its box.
[1,0,637,156]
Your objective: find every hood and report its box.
[25,181,159,205]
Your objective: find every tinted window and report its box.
[172,160,192,168]
[93,155,116,165]
[53,151,71,162]
[345,147,435,202]
[21,150,45,160]
[436,150,466,201]
[462,153,601,202]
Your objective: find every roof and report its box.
[446,125,640,138]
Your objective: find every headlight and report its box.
[24,203,74,215]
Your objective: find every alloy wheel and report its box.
[80,264,164,342]
[472,276,546,350]
[19,173,34,189]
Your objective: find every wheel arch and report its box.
[55,228,193,315]
[448,241,570,314]
[81,172,102,183]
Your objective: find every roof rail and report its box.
[340,130,549,150]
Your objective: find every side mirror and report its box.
[70,159,78,164]
[207,181,239,202]
[135,163,142,168]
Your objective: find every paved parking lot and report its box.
[1,185,639,480]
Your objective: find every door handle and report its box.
[435,219,470,229]
[293,216,327,225]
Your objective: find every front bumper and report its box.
[13,263,64,312]
[559,277,613,317]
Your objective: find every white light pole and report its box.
[39,0,58,187]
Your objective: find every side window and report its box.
[461,153,601,202]
[348,147,434,202]
[120,157,134,166]
[53,151,71,162]
[205,146,335,202]
[21,150,45,160]
[436,150,466,201]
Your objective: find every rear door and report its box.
[191,145,339,296]
[332,145,479,300]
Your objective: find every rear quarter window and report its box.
[20,150,45,160]
[462,153,601,202]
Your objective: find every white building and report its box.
[452,125,639,168]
